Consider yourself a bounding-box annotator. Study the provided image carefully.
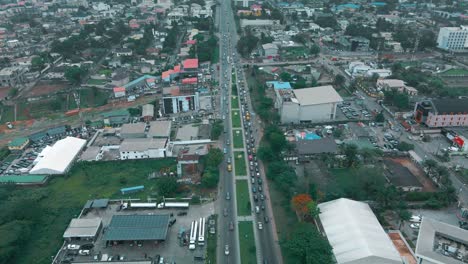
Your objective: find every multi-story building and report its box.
[0,66,27,87]
[437,26,468,52]
[235,0,255,8]
[274,85,343,124]
[414,99,468,127]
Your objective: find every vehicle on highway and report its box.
[258,222,263,230]
[224,245,230,255]
[227,164,232,172]
[229,221,234,231]
[226,192,231,200]
[255,206,260,213]
[223,208,228,217]
[264,216,269,223]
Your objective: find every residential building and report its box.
[120,123,147,138]
[318,198,402,264]
[235,0,255,8]
[350,37,370,51]
[111,71,129,87]
[119,138,167,159]
[261,43,279,58]
[113,87,126,98]
[415,217,468,264]
[0,66,26,87]
[8,137,30,151]
[141,104,154,122]
[274,86,343,124]
[437,26,468,52]
[113,48,133,57]
[377,79,418,95]
[414,99,468,127]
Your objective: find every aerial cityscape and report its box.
[1,0,468,264]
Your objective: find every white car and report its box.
[410,215,422,223]
[78,249,90,256]
[410,223,420,229]
[67,244,80,250]
[224,245,230,255]
[258,222,263,230]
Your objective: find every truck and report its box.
[122,202,157,209]
[157,202,190,209]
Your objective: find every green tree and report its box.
[282,223,334,264]
[334,74,345,87]
[31,56,45,71]
[211,121,223,140]
[396,141,414,151]
[343,144,358,167]
[307,200,320,219]
[205,148,223,168]
[65,66,87,85]
[310,44,320,56]
[398,209,411,229]
[375,112,385,123]
[157,177,179,197]
[8,88,18,98]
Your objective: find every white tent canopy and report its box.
[30,137,86,175]
[318,198,402,264]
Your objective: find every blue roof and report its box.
[370,2,387,6]
[336,3,361,10]
[124,75,157,90]
[278,2,290,7]
[121,185,144,193]
[266,81,292,90]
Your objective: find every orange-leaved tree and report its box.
[291,194,312,221]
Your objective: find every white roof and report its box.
[120,138,167,152]
[30,137,86,175]
[318,198,401,264]
[63,218,102,238]
[377,79,405,87]
[293,85,343,106]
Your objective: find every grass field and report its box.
[236,180,251,216]
[234,151,247,176]
[238,221,257,264]
[87,79,108,85]
[206,215,217,264]
[232,129,244,148]
[0,104,15,122]
[440,68,468,76]
[79,87,110,107]
[231,96,239,109]
[231,110,241,128]
[10,159,177,264]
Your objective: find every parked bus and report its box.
[198,217,205,246]
[189,221,198,250]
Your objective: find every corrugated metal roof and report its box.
[103,214,170,241]
[63,218,102,238]
[0,175,47,184]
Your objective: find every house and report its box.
[377,79,418,95]
[261,43,279,58]
[8,137,30,151]
[111,71,130,87]
[113,87,126,98]
[120,138,168,159]
[113,48,133,57]
[275,86,343,124]
[182,58,199,73]
[141,104,154,122]
[120,123,147,138]
[414,99,468,127]
[415,217,468,264]
[318,198,402,264]
[0,66,26,87]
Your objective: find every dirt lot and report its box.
[388,232,416,264]
[387,157,436,192]
[25,81,69,97]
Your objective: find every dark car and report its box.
[80,244,94,250]
[264,216,269,223]
[169,218,177,227]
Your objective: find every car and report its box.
[255,206,260,213]
[226,192,231,200]
[80,244,94,250]
[410,223,420,229]
[264,216,269,223]
[224,245,230,255]
[260,194,265,201]
[78,250,90,256]
[410,215,422,222]
[258,222,263,230]
[67,244,80,250]
[159,257,165,264]
[154,255,161,263]
[169,218,177,227]
[252,187,257,193]
[258,186,263,192]
[177,211,187,216]
[229,221,234,231]
[253,194,258,201]
[223,208,228,217]
[258,178,262,185]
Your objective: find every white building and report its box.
[275,86,343,124]
[416,217,468,264]
[30,137,87,174]
[377,79,418,95]
[120,138,167,160]
[437,26,468,52]
[318,198,402,264]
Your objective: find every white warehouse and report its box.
[30,137,87,174]
[120,138,168,160]
[274,85,343,124]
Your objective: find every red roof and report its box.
[186,40,196,45]
[183,59,198,69]
[182,77,198,84]
[113,87,125,93]
[173,65,181,72]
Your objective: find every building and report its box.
[29,137,87,175]
[111,71,130,87]
[147,120,172,138]
[274,86,343,124]
[8,137,30,151]
[414,99,468,127]
[63,218,103,242]
[415,217,468,264]
[141,104,154,122]
[0,66,26,87]
[120,138,167,159]
[113,87,126,98]
[102,109,130,126]
[120,123,147,138]
[261,43,279,58]
[182,58,199,75]
[318,198,402,264]
[350,37,370,51]
[437,26,468,52]
[113,48,133,57]
[266,81,292,90]
[162,92,200,114]
[103,214,170,243]
[377,79,418,96]
[235,0,255,8]
[293,138,338,160]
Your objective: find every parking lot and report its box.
[60,202,215,264]
[337,100,373,121]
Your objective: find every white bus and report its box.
[189,221,198,250]
[198,217,205,246]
